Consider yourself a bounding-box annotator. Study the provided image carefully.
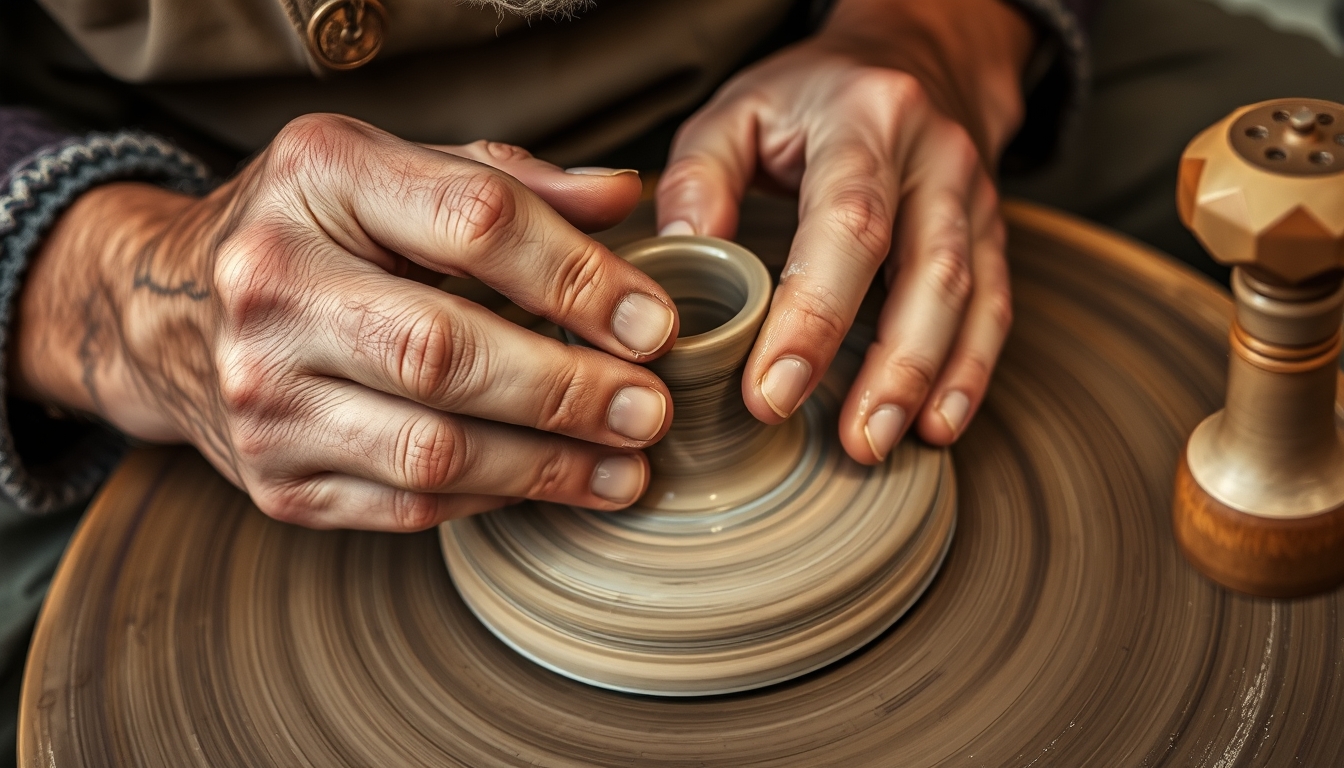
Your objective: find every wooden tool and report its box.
[1175,98,1344,597]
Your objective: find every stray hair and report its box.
[463,0,593,19]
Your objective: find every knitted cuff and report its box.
[0,131,213,515]
[1001,0,1093,170]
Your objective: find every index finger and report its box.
[655,101,757,239]
[740,133,904,424]
[280,114,679,362]
[428,140,643,233]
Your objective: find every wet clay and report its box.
[20,199,1344,767]
[440,235,956,695]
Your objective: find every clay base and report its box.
[440,235,957,696]
[27,201,1344,766]
[1173,452,1344,597]
[440,384,955,696]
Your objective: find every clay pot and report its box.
[440,235,955,695]
[631,236,804,511]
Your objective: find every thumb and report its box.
[428,140,642,232]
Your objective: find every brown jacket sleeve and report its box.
[29,0,1093,167]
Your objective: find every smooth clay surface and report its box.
[440,234,956,696]
[20,198,1344,766]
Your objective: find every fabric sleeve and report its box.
[0,107,212,516]
[0,110,71,175]
[1001,0,1096,170]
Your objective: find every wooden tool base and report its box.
[1173,454,1344,597]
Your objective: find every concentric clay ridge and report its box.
[28,201,1344,766]
[439,235,956,696]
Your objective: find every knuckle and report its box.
[786,285,851,350]
[215,342,280,416]
[479,140,533,164]
[254,481,321,526]
[229,413,275,463]
[879,353,939,397]
[431,169,518,254]
[213,224,302,329]
[392,312,453,399]
[847,68,925,113]
[404,312,483,406]
[388,490,443,532]
[955,353,996,390]
[347,302,482,405]
[215,353,302,466]
[549,241,608,318]
[536,361,589,435]
[826,189,892,262]
[396,416,463,491]
[667,109,716,154]
[268,113,361,179]
[925,240,973,305]
[657,154,715,199]
[984,285,1014,330]
[525,449,576,500]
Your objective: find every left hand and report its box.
[656,0,1035,463]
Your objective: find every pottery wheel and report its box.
[20,199,1344,765]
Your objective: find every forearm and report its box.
[0,115,211,514]
[819,0,1038,159]
[13,182,197,441]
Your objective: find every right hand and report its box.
[15,114,680,531]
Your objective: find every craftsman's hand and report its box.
[15,115,679,530]
[657,0,1033,463]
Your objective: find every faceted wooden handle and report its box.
[1174,99,1344,597]
[1179,99,1344,282]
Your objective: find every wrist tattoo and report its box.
[132,232,210,301]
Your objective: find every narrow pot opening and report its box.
[617,237,769,387]
[641,257,750,341]
[675,296,740,339]
[616,236,781,501]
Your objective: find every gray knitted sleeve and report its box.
[0,129,212,515]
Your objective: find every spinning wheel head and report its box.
[1174,99,1344,597]
[1179,98,1344,284]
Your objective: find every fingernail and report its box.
[864,404,906,461]
[612,293,674,355]
[591,455,644,504]
[938,391,971,435]
[607,386,666,442]
[564,167,639,177]
[659,220,695,236]
[761,356,812,418]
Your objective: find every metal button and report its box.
[1289,106,1318,134]
[306,0,386,71]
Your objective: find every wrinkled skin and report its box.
[657,0,1032,463]
[18,123,679,530]
[16,0,1033,529]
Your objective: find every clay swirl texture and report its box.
[18,199,1344,766]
